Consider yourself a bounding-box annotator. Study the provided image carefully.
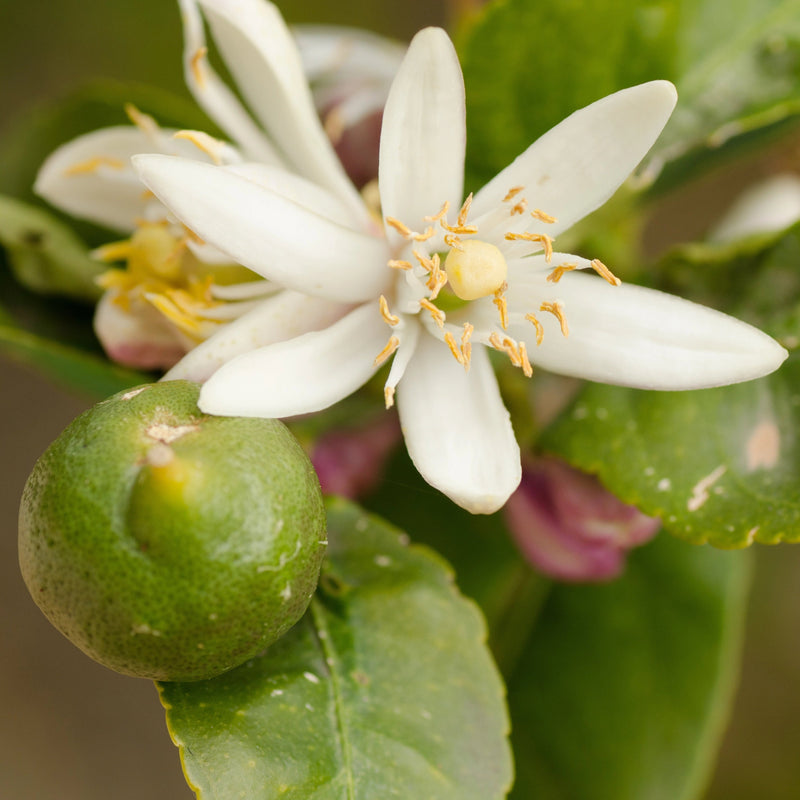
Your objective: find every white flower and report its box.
[134,27,788,514]
[34,0,387,368]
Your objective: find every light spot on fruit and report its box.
[746,420,780,470]
[280,583,292,601]
[122,387,148,400]
[145,422,199,444]
[131,622,162,636]
[374,555,391,567]
[303,671,320,684]
[146,442,174,467]
[687,465,727,512]
[657,478,671,492]
[270,689,284,697]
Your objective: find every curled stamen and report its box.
[540,301,569,337]
[412,226,435,242]
[525,313,545,346]
[457,193,474,227]
[173,130,225,165]
[191,46,208,87]
[427,268,448,301]
[412,250,437,273]
[518,341,533,378]
[424,201,450,222]
[419,298,445,328]
[64,156,126,176]
[388,259,413,270]
[374,336,400,366]
[489,332,522,367]
[510,198,528,216]
[531,209,558,224]
[444,331,465,365]
[546,262,577,283]
[493,281,509,330]
[444,233,464,250]
[379,295,400,326]
[503,186,524,202]
[591,258,622,286]
[504,231,554,261]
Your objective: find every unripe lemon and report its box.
[18,381,326,681]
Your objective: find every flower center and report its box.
[443,239,508,301]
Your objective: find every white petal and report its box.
[709,174,800,243]
[177,0,280,163]
[397,335,521,513]
[198,302,386,417]
[35,126,199,232]
[165,290,351,381]
[134,155,390,302]
[471,81,678,239]
[378,28,465,247]
[194,0,364,217]
[503,271,788,389]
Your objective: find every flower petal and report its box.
[397,335,521,513]
[134,154,390,302]
[193,0,364,217]
[378,27,465,246]
[165,290,352,382]
[198,302,386,417]
[35,126,204,232]
[471,81,678,239]
[178,0,281,164]
[503,271,788,389]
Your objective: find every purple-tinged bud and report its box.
[311,414,401,500]
[505,457,660,582]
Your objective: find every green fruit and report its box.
[18,380,326,681]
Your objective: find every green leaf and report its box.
[541,351,800,548]
[0,194,103,301]
[158,498,513,800]
[509,533,750,800]
[458,0,800,194]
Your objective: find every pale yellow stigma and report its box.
[444,239,508,301]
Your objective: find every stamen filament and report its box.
[374,336,400,366]
[591,258,622,286]
[424,201,450,222]
[379,295,400,326]
[444,331,465,365]
[191,47,208,87]
[518,341,533,377]
[504,231,554,261]
[531,209,558,224]
[173,130,225,165]
[546,262,577,283]
[540,301,569,337]
[493,281,509,330]
[64,156,125,176]
[388,259,413,270]
[525,313,545,345]
[503,186,524,202]
[419,298,445,328]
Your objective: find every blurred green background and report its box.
[1,0,800,798]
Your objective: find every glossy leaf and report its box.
[158,498,513,800]
[509,533,750,800]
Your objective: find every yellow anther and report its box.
[503,186,524,202]
[379,295,400,326]
[489,332,522,367]
[413,250,438,273]
[191,46,208,87]
[124,103,160,138]
[419,298,446,328]
[546,262,577,283]
[174,130,225,165]
[591,258,622,286]
[388,259,413,270]
[461,323,474,370]
[427,271,448,301]
[444,239,508,301]
[531,209,558,224]
[525,313,545,346]
[374,335,400,366]
[444,233,464,250]
[385,216,412,238]
[493,281,509,330]
[444,331,465,365]
[412,226,435,242]
[504,231,554,261]
[424,201,450,222]
[510,198,528,216]
[540,301,569,337]
[93,241,133,263]
[140,189,157,201]
[384,385,396,409]
[64,156,125,176]
[181,225,206,246]
[518,341,533,377]
[458,193,474,227]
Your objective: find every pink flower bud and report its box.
[311,414,401,500]
[505,457,660,582]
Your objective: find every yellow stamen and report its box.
[140,189,157,201]
[413,250,437,273]
[505,231,554,261]
[424,201,450,222]
[503,186,524,202]
[525,313,545,346]
[412,226,435,242]
[444,233,464,250]
[64,156,125,176]
[173,130,225,165]
[493,281,509,329]
[531,209,558,224]
[388,259,413,270]
[93,241,133,263]
[510,198,528,216]
[323,107,345,143]
[191,46,208,87]
[540,301,569,337]
[384,385,396,409]
[489,332,522,367]
[591,258,622,286]
[458,193,474,227]
[518,341,533,377]
[385,216,412,237]
[181,225,206,246]
[379,295,400,326]
[461,323,474,371]
[124,103,159,138]
[444,331,465,365]
[419,298,445,328]
[546,262,577,283]
[374,336,400,366]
